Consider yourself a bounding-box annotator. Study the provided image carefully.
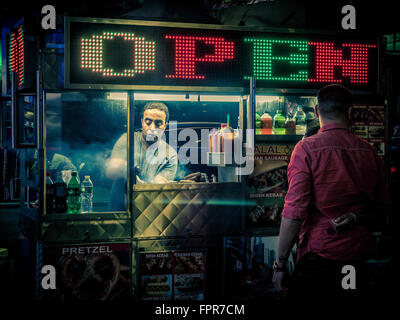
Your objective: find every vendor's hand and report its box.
[153,175,169,184]
[182,172,209,182]
[331,213,357,233]
[183,172,202,182]
[136,175,144,184]
[272,270,288,293]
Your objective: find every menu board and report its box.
[246,144,294,229]
[350,105,385,159]
[42,243,131,301]
[247,144,294,198]
[140,251,206,300]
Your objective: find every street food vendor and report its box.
[106,102,178,210]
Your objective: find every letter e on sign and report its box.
[41,265,56,290]
[41,5,56,30]
[341,5,356,30]
[341,265,356,290]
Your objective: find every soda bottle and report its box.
[261,113,273,135]
[273,110,286,135]
[295,105,307,135]
[80,176,93,213]
[54,172,68,214]
[255,113,262,135]
[255,113,262,128]
[285,115,296,135]
[46,173,54,214]
[67,171,81,214]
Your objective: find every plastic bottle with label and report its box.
[255,113,262,135]
[295,105,307,135]
[46,173,54,214]
[261,113,273,135]
[67,171,81,214]
[81,176,93,213]
[285,115,296,135]
[211,128,220,152]
[54,172,68,214]
[221,123,234,153]
[273,110,286,135]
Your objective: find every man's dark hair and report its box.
[142,102,169,123]
[317,84,353,120]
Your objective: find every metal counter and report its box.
[40,212,131,243]
[40,182,245,242]
[132,182,245,238]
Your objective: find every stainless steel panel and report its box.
[40,213,131,243]
[133,183,245,238]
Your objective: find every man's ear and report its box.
[347,107,352,121]
[314,104,319,118]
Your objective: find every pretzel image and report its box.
[61,253,128,300]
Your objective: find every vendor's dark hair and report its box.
[317,84,352,120]
[143,102,169,123]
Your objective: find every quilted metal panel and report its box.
[133,183,245,238]
[40,213,131,243]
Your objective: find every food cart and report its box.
[3,16,384,301]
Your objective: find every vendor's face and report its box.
[142,108,167,144]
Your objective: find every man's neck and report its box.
[319,118,348,128]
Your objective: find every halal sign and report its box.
[66,18,378,90]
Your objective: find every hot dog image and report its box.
[142,275,172,297]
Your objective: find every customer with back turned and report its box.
[272,84,390,304]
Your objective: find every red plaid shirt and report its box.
[282,122,389,261]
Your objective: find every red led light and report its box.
[8,26,24,87]
[308,42,376,84]
[165,35,234,79]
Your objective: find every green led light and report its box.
[245,38,309,82]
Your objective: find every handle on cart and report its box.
[26,185,31,209]
[10,178,20,200]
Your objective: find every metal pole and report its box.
[248,76,255,132]
[36,70,43,149]
[128,91,135,217]
[11,72,17,148]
